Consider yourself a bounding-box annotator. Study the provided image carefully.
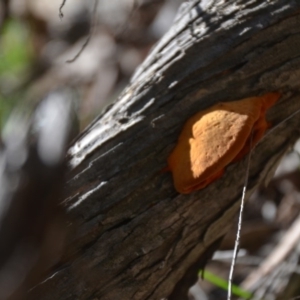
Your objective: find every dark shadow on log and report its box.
[169,237,223,300]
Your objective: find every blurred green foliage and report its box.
[0,18,33,127]
[200,269,253,299]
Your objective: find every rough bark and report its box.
[31,1,300,299]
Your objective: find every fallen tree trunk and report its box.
[31,1,300,299]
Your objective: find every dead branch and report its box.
[29,1,300,299]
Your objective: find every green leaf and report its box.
[200,269,253,300]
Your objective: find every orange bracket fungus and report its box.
[167,93,281,194]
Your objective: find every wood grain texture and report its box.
[30,1,300,299]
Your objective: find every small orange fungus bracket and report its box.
[167,92,281,194]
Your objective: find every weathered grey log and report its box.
[30,1,300,299]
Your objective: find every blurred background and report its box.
[0,0,184,128]
[0,1,300,299]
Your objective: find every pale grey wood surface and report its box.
[31,1,300,299]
